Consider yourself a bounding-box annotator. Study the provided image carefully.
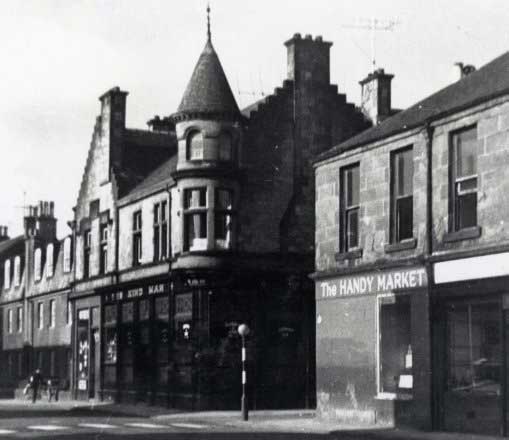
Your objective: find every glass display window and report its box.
[378,294,413,398]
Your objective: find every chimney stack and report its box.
[455,62,476,81]
[0,226,9,242]
[360,68,394,126]
[24,200,56,239]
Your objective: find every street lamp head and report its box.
[238,323,250,337]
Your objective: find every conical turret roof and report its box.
[175,39,240,118]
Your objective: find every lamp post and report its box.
[237,323,250,421]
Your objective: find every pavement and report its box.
[0,399,503,439]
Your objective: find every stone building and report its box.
[66,18,369,409]
[0,203,73,397]
[313,51,509,435]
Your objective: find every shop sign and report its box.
[104,282,169,303]
[316,267,427,300]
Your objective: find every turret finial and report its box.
[207,3,211,41]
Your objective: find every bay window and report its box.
[184,188,207,251]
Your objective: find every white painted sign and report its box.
[434,252,509,284]
[316,267,427,300]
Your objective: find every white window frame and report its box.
[16,306,23,333]
[375,292,413,401]
[37,302,44,330]
[7,309,13,333]
[4,259,11,289]
[46,243,54,278]
[49,299,56,328]
[14,256,21,287]
[34,248,42,282]
[63,237,72,273]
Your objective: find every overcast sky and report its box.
[1,0,508,237]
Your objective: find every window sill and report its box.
[375,392,413,401]
[335,248,363,262]
[443,226,481,243]
[384,238,417,253]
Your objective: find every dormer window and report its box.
[13,256,21,287]
[63,237,72,273]
[187,131,204,160]
[34,249,42,282]
[46,243,54,278]
[3,259,10,289]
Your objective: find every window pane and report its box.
[188,132,203,160]
[122,302,134,323]
[346,209,359,249]
[104,327,117,363]
[161,201,167,221]
[455,128,477,177]
[184,188,206,208]
[396,196,413,241]
[216,189,233,210]
[161,224,167,258]
[154,204,160,224]
[346,166,359,207]
[396,149,413,196]
[185,213,207,250]
[219,133,232,161]
[457,193,477,229]
[380,295,412,394]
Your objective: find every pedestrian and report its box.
[30,369,43,404]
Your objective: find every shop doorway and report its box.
[442,300,502,435]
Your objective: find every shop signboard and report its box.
[316,267,427,300]
[104,282,169,303]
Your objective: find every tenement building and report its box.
[0,203,73,397]
[66,21,369,409]
[314,51,509,435]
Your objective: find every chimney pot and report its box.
[315,35,323,42]
[293,33,301,39]
[305,34,312,40]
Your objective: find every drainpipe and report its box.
[424,121,434,257]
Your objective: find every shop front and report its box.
[432,252,509,436]
[315,265,431,428]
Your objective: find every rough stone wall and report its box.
[431,97,509,253]
[31,291,71,347]
[315,128,428,273]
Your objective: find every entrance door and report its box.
[443,301,502,435]
[89,329,100,399]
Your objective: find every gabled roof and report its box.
[318,50,509,162]
[175,39,240,117]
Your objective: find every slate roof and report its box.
[0,235,24,256]
[176,39,240,116]
[118,154,178,206]
[115,128,176,198]
[318,51,509,162]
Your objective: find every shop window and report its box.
[83,230,91,279]
[35,248,42,281]
[37,302,44,329]
[103,304,117,386]
[99,224,108,274]
[153,200,169,261]
[16,306,22,333]
[132,211,142,266]
[184,188,207,251]
[49,350,56,377]
[46,243,54,278]
[340,164,360,252]
[215,189,234,250]
[63,237,72,273]
[7,309,12,333]
[450,126,478,231]
[49,299,56,328]
[187,131,204,160]
[446,302,500,395]
[121,302,134,385]
[17,352,23,377]
[77,309,90,389]
[390,147,413,242]
[378,294,412,397]
[13,256,21,287]
[7,353,13,378]
[175,293,193,342]
[4,259,11,289]
[155,296,170,384]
